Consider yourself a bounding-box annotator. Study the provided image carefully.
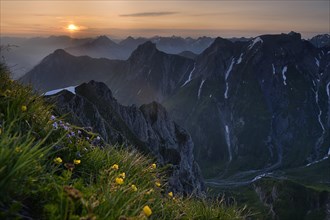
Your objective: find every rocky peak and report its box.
[128,41,159,62]
[52,49,72,57]
[75,80,115,102]
[90,35,117,47]
[198,37,235,57]
[309,34,330,48]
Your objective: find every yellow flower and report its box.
[54,157,63,164]
[119,172,126,179]
[146,189,154,195]
[15,147,23,153]
[155,181,161,187]
[73,159,81,165]
[111,164,119,170]
[151,163,157,169]
[143,205,152,217]
[168,191,173,197]
[115,177,124,185]
[131,184,138,192]
[21,105,27,112]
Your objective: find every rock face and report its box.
[164,32,330,179]
[47,80,204,195]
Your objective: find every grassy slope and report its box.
[0,64,246,220]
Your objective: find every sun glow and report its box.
[67,24,78,31]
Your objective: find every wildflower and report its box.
[131,184,138,192]
[73,159,81,165]
[64,163,75,171]
[151,163,157,169]
[21,105,27,112]
[115,177,124,185]
[119,172,126,179]
[168,191,173,197]
[77,130,82,135]
[64,185,82,200]
[96,136,101,140]
[155,181,161,187]
[111,164,119,170]
[4,89,11,96]
[146,189,154,195]
[50,115,56,120]
[143,205,152,217]
[54,157,63,164]
[52,122,58,129]
[15,147,23,153]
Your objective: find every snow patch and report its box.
[45,86,76,96]
[326,82,330,98]
[182,63,195,87]
[224,83,229,99]
[224,58,235,99]
[315,58,320,67]
[272,64,275,75]
[197,79,205,99]
[225,58,235,80]
[315,90,325,132]
[251,173,267,182]
[306,155,329,167]
[282,66,287,86]
[248,37,263,50]
[225,125,232,162]
[137,89,142,95]
[237,53,243,64]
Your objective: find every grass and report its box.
[0,63,247,219]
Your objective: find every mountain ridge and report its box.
[47,80,205,195]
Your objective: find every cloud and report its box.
[120,12,178,17]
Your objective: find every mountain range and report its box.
[0,35,214,79]
[16,32,330,219]
[22,32,330,176]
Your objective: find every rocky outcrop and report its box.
[47,80,204,195]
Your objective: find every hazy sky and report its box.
[1,0,329,39]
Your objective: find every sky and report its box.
[1,0,329,39]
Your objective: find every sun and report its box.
[67,24,78,31]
